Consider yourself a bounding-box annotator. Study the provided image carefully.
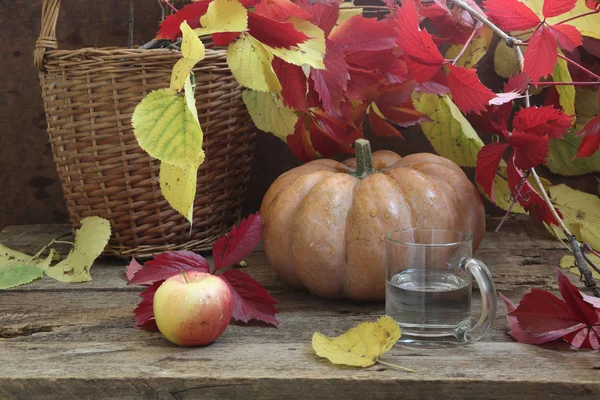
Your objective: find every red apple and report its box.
[153,270,233,346]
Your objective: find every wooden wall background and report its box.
[0,0,597,231]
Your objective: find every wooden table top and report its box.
[0,217,599,399]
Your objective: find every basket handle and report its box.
[34,0,61,71]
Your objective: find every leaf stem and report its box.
[161,0,178,13]
[557,54,600,81]
[376,359,415,373]
[453,27,478,66]
[181,270,189,283]
[555,10,599,25]
[536,81,600,87]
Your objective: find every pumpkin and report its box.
[260,139,485,301]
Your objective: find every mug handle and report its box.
[462,258,498,342]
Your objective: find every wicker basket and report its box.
[34,0,256,258]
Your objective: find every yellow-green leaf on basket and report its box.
[312,316,413,372]
[547,184,600,252]
[195,0,248,35]
[160,162,197,224]
[559,254,600,280]
[227,33,282,93]
[45,216,111,283]
[494,40,520,79]
[243,89,298,140]
[522,0,600,40]
[132,88,205,169]
[445,26,493,68]
[413,93,484,167]
[0,246,57,289]
[170,21,206,92]
[553,50,575,116]
[265,18,326,69]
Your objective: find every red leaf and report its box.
[309,113,357,157]
[134,281,164,331]
[287,118,317,162]
[305,2,339,37]
[212,32,240,46]
[563,326,600,349]
[240,0,262,6]
[543,0,578,18]
[396,0,446,65]
[346,67,383,100]
[475,142,510,200]
[156,0,211,41]
[581,291,600,309]
[272,58,307,111]
[510,289,582,334]
[575,115,600,158]
[524,25,558,84]
[128,251,209,285]
[499,292,547,344]
[212,213,263,272]
[220,269,279,326]
[405,58,444,83]
[505,131,550,170]
[377,104,431,127]
[126,257,143,282]
[557,269,599,325]
[512,106,573,138]
[548,24,582,51]
[331,15,396,51]
[310,40,349,113]
[586,0,600,10]
[369,109,404,138]
[248,13,309,49]
[503,72,530,94]
[345,49,399,71]
[447,65,495,115]
[483,0,540,31]
[254,0,312,22]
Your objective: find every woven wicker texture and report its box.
[35,0,256,258]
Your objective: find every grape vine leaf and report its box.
[312,316,411,370]
[263,18,326,69]
[575,115,600,158]
[483,0,541,31]
[242,89,298,140]
[156,0,211,41]
[524,25,557,84]
[213,214,263,271]
[254,0,312,22]
[309,40,349,113]
[475,142,510,200]
[247,12,310,49]
[286,118,318,162]
[542,0,578,18]
[305,1,340,37]
[170,21,206,92]
[272,58,307,111]
[548,24,583,51]
[45,216,111,282]
[505,131,550,170]
[413,93,484,167]
[330,14,396,51]
[522,0,600,40]
[447,65,495,115]
[227,32,282,93]
[512,106,573,138]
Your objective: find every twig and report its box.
[157,0,166,22]
[449,0,600,296]
[555,9,599,25]
[128,0,135,49]
[161,0,178,13]
[453,27,478,66]
[557,54,600,81]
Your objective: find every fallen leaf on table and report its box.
[0,246,57,289]
[45,216,111,283]
[128,213,278,329]
[312,316,413,372]
[499,269,600,349]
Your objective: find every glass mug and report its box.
[385,228,497,346]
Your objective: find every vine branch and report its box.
[448,0,600,296]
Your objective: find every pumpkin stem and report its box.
[353,139,374,179]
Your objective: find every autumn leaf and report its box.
[522,0,600,40]
[543,0,578,18]
[287,119,318,162]
[560,253,600,280]
[272,58,307,111]
[494,40,521,79]
[129,214,278,328]
[524,25,558,84]
[552,51,575,116]
[195,0,249,35]
[512,106,573,138]
[330,14,396,51]
[160,162,198,224]
[0,245,57,289]
[170,21,206,92]
[243,89,298,140]
[263,18,326,69]
[305,2,340,37]
[548,24,583,51]
[444,26,494,68]
[505,130,550,170]
[500,269,600,349]
[447,65,495,115]
[125,257,144,282]
[254,0,312,22]
[475,142,510,200]
[45,217,111,282]
[156,0,211,41]
[312,316,413,371]
[309,40,349,113]
[247,12,310,49]
[482,0,541,31]
[575,115,600,158]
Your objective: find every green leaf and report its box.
[45,216,111,283]
[242,90,298,140]
[132,88,205,169]
[552,51,575,116]
[413,93,484,167]
[494,40,520,79]
[0,247,57,289]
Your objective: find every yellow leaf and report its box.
[552,50,575,116]
[184,74,199,122]
[265,18,325,69]
[227,33,282,93]
[312,316,412,371]
[522,0,600,39]
[413,93,484,167]
[494,40,520,79]
[196,0,248,35]
[45,217,111,282]
[170,21,206,91]
[559,254,600,279]
[548,184,600,251]
[132,88,205,169]
[160,162,198,224]
[0,246,58,289]
[445,27,493,68]
[242,89,298,140]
